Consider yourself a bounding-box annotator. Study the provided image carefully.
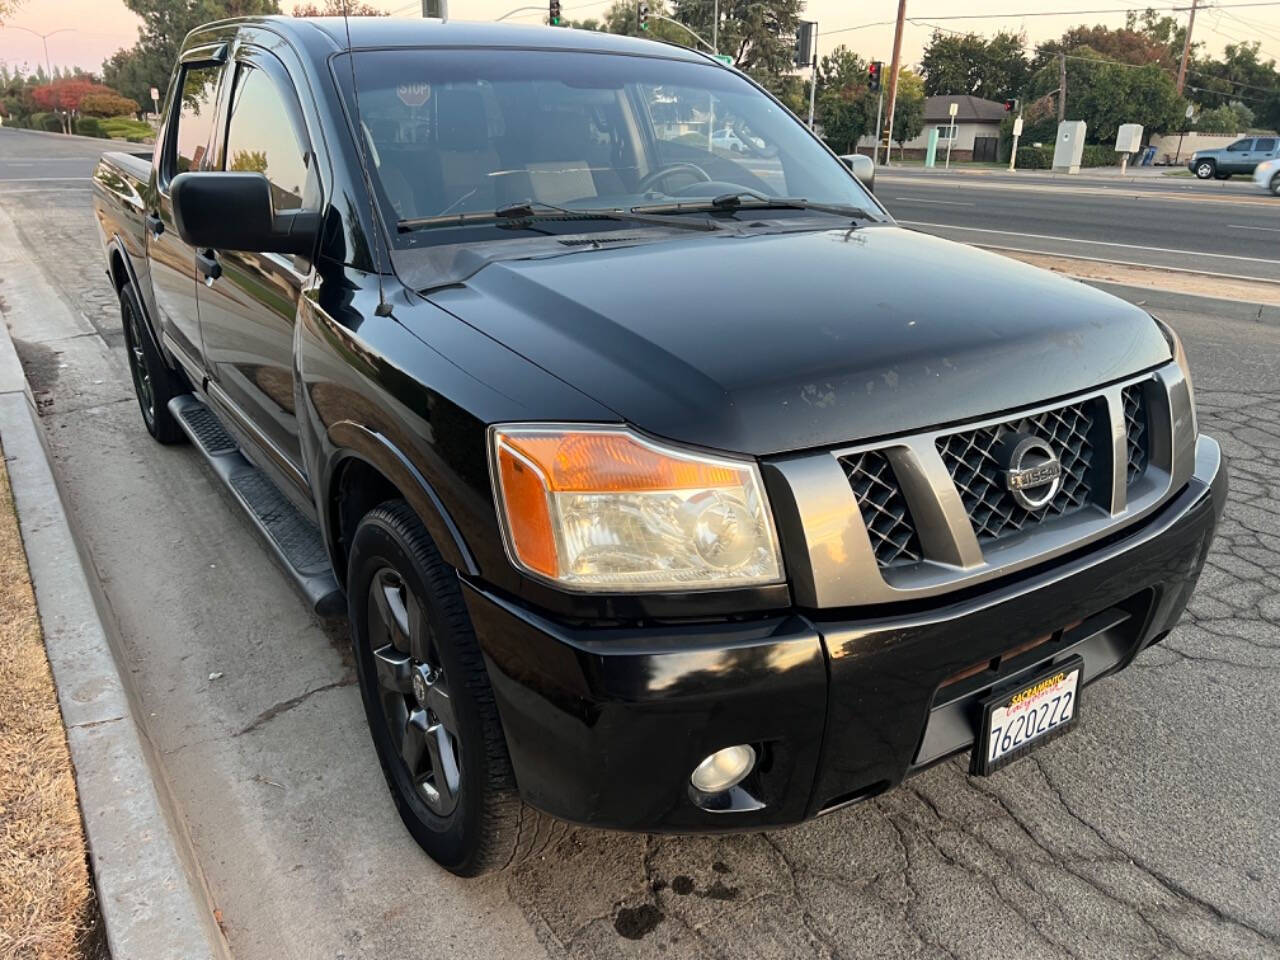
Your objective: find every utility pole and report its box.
[712,0,718,54]
[1176,0,1198,96]
[1057,51,1066,123]
[882,0,907,165]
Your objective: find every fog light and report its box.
[690,744,756,794]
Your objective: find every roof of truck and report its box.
[213,15,711,63]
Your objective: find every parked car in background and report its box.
[1254,156,1280,195]
[1190,136,1280,178]
[711,127,748,152]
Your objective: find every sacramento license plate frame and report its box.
[971,655,1084,776]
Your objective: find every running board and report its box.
[168,394,345,617]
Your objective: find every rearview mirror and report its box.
[840,154,875,193]
[170,171,318,255]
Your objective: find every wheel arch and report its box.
[105,235,172,366]
[323,423,478,588]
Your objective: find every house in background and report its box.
[860,94,1007,162]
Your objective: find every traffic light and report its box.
[1004,98,1019,113]
[868,61,882,93]
[549,0,561,24]
[638,1,649,30]
[794,21,815,67]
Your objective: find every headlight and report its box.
[489,424,783,591]
[1153,316,1198,437]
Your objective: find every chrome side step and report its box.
[169,394,344,617]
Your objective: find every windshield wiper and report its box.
[398,198,718,234]
[633,191,878,223]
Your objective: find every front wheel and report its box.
[1194,160,1215,179]
[1270,173,1280,197]
[347,500,567,876]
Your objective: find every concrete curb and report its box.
[0,303,226,954]
[0,123,156,146]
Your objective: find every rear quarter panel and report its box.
[93,152,159,328]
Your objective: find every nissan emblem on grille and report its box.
[999,434,1063,511]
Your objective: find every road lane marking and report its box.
[893,196,976,206]
[881,174,1269,207]
[899,220,1280,267]
[1229,223,1280,232]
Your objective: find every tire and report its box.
[1194,160,1215,179]
[347,500,568,876]
[1270,173,1280,197]
[119,281,186,444]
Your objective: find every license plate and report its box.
[972,657,1082,776]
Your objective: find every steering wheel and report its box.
[637,161,713,194]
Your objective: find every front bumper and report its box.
[463,435,1227,832]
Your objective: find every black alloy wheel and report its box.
[347,500,568,875]
[119,281,186,444]
[367,566,461,816]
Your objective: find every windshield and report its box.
[334,47,879,244]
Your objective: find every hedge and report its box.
[1016,143,1126,169]
[74,116,105,138]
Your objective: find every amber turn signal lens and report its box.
[489,425,783,592]
[495,442,559,579]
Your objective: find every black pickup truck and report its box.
[94,16,1226,876]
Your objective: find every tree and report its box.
[1026,45,1184,142]
[32,78,117,131]
[1193,101,1255,133]
[292,0,383,13]
[891,68,925,149]
[80,91,141,117]
[815,46,872,155]
[920,30,1029,101]
[0,0,23,23]
[103,0,281,110]
[670,0,803,94]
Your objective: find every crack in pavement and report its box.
[234,675,355,737]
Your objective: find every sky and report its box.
[4,0,1280,80]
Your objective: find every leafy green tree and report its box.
[1026,46,1184,142]
[103,0,280,109]
[890,68,925,150]
[1193,101,1255,133]
[815,46,871,154]
[920,30,1029,101]
[670,0,802,94]
[0,0,23,22]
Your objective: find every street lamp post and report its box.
[1,25,74,80]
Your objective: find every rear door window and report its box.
[1254,138,1277,153]
[169,63,223,178]
[1227,138,1254,152]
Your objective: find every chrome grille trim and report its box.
[935,398,1103,544]
[767,362,1192,607]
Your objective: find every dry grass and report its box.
[0,452,106,960]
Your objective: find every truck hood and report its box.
[424,225,1170,457]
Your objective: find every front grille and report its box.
[1122,384,1149,484]
[840,449,922,568]
[936,400,1100,544]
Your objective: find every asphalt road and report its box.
[3,126,1279,960]
[877,168,1280,283]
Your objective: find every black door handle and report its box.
[145,212,164,236]
[195,249,222,283]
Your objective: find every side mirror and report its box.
[840,154,875,193]
[170,171,318,255]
